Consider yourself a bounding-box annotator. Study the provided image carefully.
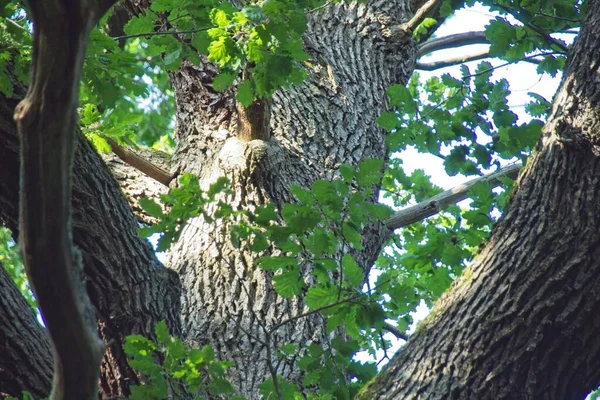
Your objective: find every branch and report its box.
[402,0,444,34]
[384,163,521,230]
[495,4,569,53]
[416,49,491,71]
[13,1,115,399]
[106,138,174,186]
[382,322,408,341]
[112,27,211,41]
[418,31,488,57]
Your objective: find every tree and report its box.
[0,0,596,398]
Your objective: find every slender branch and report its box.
[385,163,521,230]
[382,322,408,341]
[418,31,488,57]
[495,4,569,53]
[416,48,547,71]
[402,0,443,33]
[106,138,174,187]
[416,49,491,71]
[112,27,211,41]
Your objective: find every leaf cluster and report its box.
[124,321,242,399]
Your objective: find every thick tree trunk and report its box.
[165,0,416,395]
[0,87,182,398]
[357,4,600,399]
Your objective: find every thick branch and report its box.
[418,31,488,57]
[13,2,115,399]
[102,151,169,224]
[384,163,521,230]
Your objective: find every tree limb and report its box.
[418,31,488,57]
[102,151,170,224]
[402,0,444,34]
[384,163,521,230]
[13,1,115,399]
[107,138,174,187]
[416,49,491,70]
[382,322,408,341]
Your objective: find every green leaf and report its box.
[124,14,155,36]
[305,286,338,309]
[155,321,169,344]
[213,72,236,91]
[139,197,163,218]
[257,256,298,271]
[208,36,233,67]
[376,112,400,131]
[279,343,298,356]
[236,79,255,107]
[342,254,363,286]
[273,269,304,298]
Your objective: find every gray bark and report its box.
[357,3,600,398]
[166,0,416,396]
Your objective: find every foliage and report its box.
[124,321,243,399]
[0,226,35,308]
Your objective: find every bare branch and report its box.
[382,322,408,341]
[416,49,491,70]
[418,31,488,57]
[385,163,521,231]
[106,138,174,186]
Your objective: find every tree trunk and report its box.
[357,4,600,399]
[164,1,415,395]
[0,85,182,398]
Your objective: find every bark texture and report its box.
[0,266,52,399]
[0,85,181,398]
[357,4,600,399]
[165,0,416,396]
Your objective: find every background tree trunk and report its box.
[164,0,416,395]
[357,4,600,399]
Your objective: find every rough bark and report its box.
[357,3,600,398]
[165,0,416,396]
[0,266,52,399]
[0,85,181,398]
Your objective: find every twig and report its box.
[416,49,491,71]
[385,163,521,230]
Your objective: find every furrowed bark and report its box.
[0,266,52,398]
[358,2,600,398]
[165,0,416,396]
[0,82,182,398]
